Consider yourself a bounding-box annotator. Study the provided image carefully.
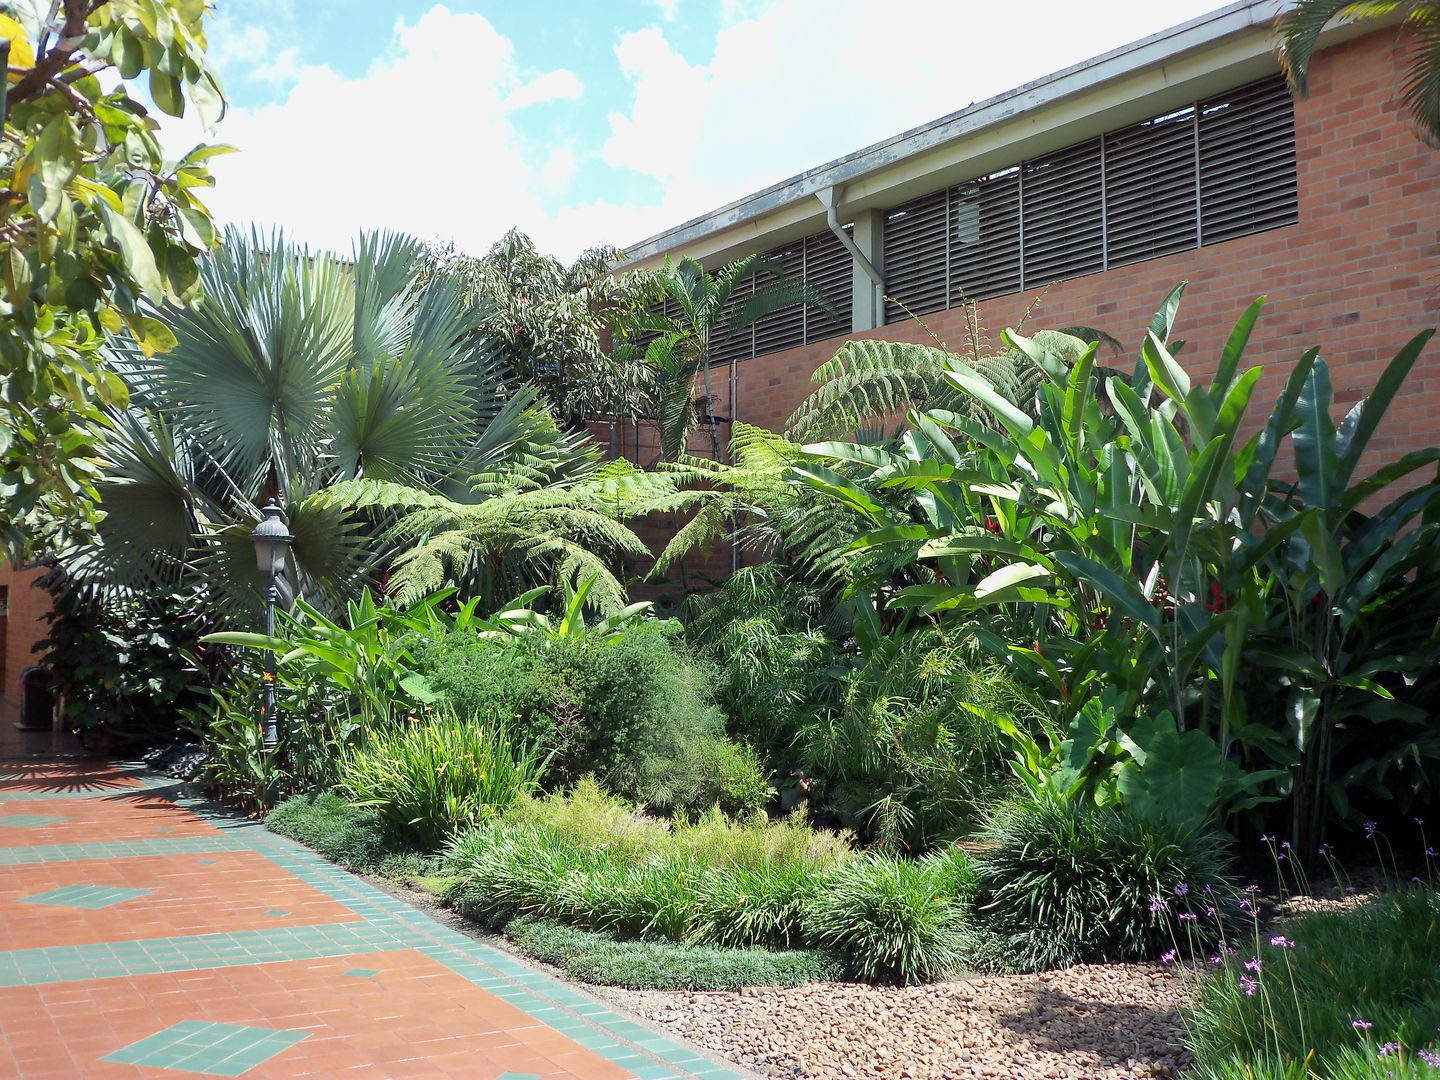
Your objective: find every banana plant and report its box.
[203,590,447,731]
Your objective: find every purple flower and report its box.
[1161,948,1177,966]
[1278,853,1289,862]
[1175,883,1190,897]
[1179,912,1199,923]
[1281,840,1291,850]
[1418,1049,1440,1067]
[1203,884,1213,895]
[1427,847,1438,858]
[1379,1042,1401,1058]
[1319,843,1336,857]
[1245,958,1263,973]
[1208,955,1222,966]
[1150,898,1169,914]
[1260,833,1274,843]
[1365,821,1379,839]
[1238,975,1258,997]
[1205,906,1216,918]
[1270,935,1295,949]
[1417,817,1426,827]
[1354,1019,1374,1030]
[1240,897,1257,913]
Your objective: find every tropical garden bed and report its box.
[37,227,1440,1079]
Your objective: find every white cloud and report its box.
[166,5,592,258]
[648,0,681,21]
[603,0,1235,238]
[160,0,1242,262]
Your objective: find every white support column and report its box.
[851,209,885,331]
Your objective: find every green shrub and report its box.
[265,793,408,874]
[1185,887,1440,1078]
[338,716,547,850]
[973,799,1239,973]
[636,735,773,818]
[506,778,852,871]
[408,634,562,750]
[541,624,738,812]
[804,852,970,985]
[506,916,840,991]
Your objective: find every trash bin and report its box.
[17,666,54,731]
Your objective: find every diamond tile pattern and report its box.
[102,1020,309,1076]
[19,884,151,909]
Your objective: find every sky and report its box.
[158,0,1244,262]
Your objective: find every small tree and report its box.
[0,1,227,556]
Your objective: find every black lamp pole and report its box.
[250,503,293,752]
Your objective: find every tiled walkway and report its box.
[0,760,747,1080]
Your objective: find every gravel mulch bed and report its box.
[599,964,1190,1080]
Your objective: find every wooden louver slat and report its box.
[884,189,950,323]
[1199,75,1298,244]
[1022,137,1104,289]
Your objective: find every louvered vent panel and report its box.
[884,190,950,322]
[949,166,1021,302]
[1104,106,1198,267]
[1199,75,1297,245]
[1022,138,1104,288]
[804,226,853,343]
[709,273,754,367]
[751,244,806,357]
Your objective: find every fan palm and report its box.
[69,227,569,614]
[1277,1,1440,147]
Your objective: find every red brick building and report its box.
[619,1,1439,598]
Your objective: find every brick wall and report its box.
[724,30,1440,462]
[0,563,51,713]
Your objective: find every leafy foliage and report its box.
[337,713,548,851]
[36,571,214,745]
[1277,2,1440,148]
[71,228,575,614]
[424,229,659,427]
[795,286,1440,848]
[972,799,1240,972]
[0,1,227,555]
[613,254,837,462]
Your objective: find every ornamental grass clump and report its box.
[804,852,971,985]
[1184,886,1440,1078]
[973,799,1239,973]
[338,714,547,851]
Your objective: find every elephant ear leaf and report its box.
[1117,725,1223,830]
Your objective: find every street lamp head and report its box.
[251,501,293,577]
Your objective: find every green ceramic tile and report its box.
[0,814,65,828]
[343,967,378,978]
[103,1020,309,1076]
[19,884,151,909]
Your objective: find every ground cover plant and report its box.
[265,792,426,878]
[1182,885,1440,1078]
[505,916,841,991]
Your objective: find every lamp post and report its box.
[250,502,293,752]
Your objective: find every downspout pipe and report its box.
[816,185,883,304]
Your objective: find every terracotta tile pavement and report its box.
[0,794,223,847]
[0,850,362,950]
[0,761,748,1080]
